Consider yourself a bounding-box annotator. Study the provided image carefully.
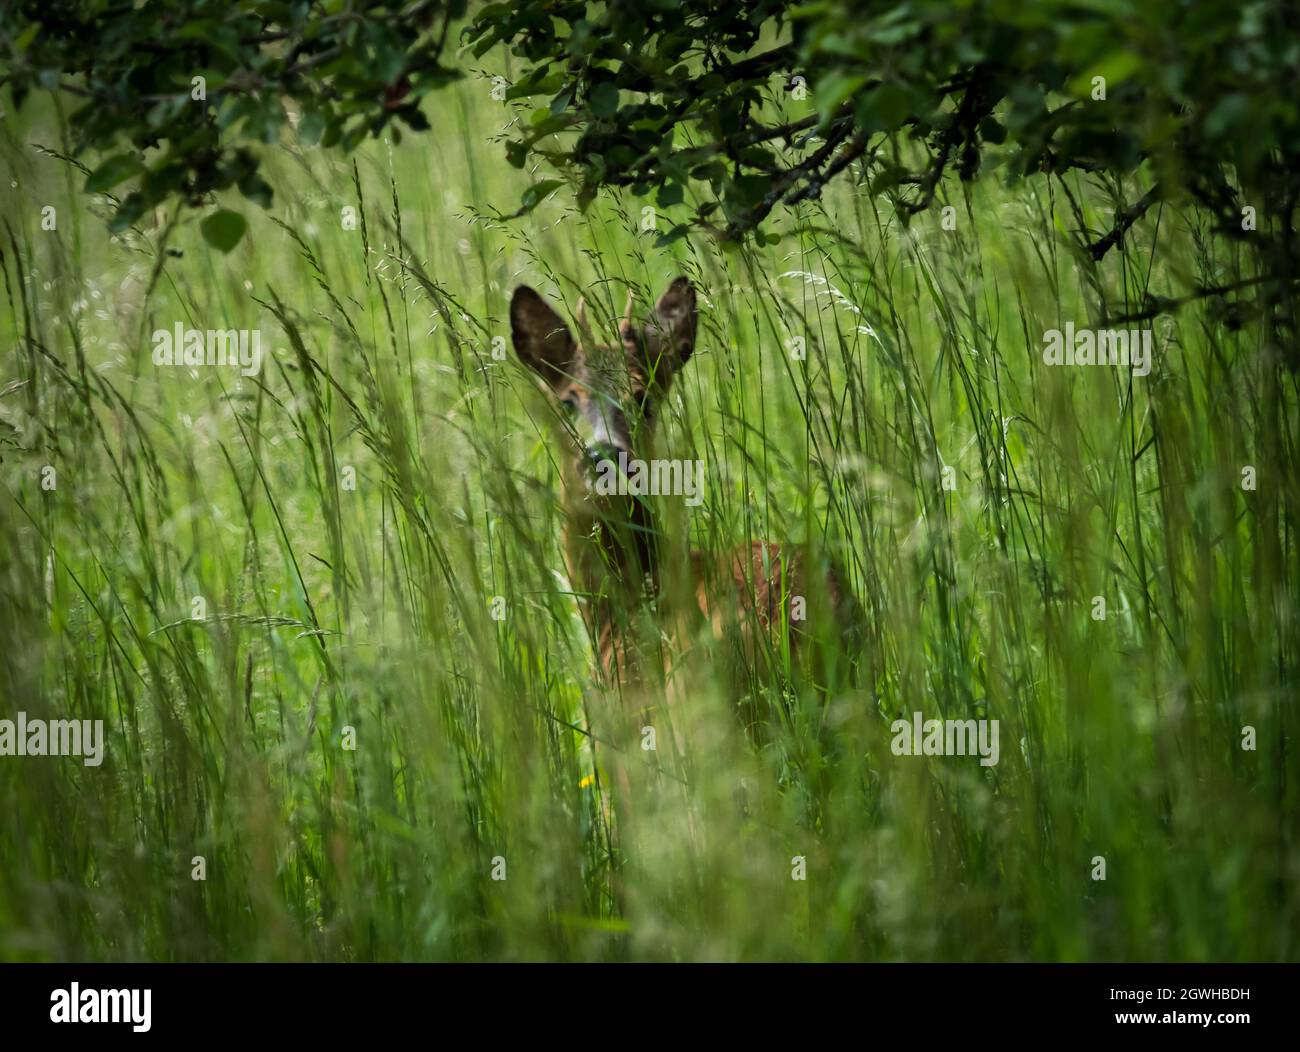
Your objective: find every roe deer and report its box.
[508,276,862,729]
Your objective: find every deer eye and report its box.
[559,395,579,416]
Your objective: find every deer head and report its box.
[509,277,699,658]
[509,276,697,474]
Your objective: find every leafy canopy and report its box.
[3,0,1297,332]
[2,0,465,241]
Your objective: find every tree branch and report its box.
[1086,185,1161,261]
[1096,273,1288,325]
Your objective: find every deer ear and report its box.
[629,277,697,379]
[510,286,575,387]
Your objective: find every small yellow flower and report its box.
[578,774,595,789]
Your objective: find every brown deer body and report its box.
[509,275,865,892]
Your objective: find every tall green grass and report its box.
[0,71,1296,961]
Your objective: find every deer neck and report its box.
[564,482,663,685]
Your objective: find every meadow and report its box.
[0,67,1296,962]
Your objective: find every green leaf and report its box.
[238,171,274,210]
[200,209,248,253]
[656,181,683,207]
[815,71,868,125]
[855,82,913,135]
[506,72,563,100]
[727,174,770,208]
[518,180,563,214]
[654,223,691,247]
[298,110,327,146]
[14,22,40,52]
[1068,52,1144,98]
[85,154,144,194]
[589,82,620,118]
[108,192,148,234]
[979,117,1007,145]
